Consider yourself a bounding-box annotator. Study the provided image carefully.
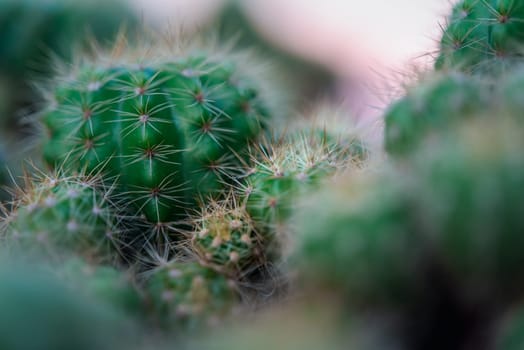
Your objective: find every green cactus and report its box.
[410,119,524,303]
[384,72,488,155]
[41,47,271,229]
[145,259,238,330]
[1,171,120,261]
[0,260,136,350]
[296,117,524,309]
[241,127,367,228]
[291,169,421,308]
[190,195,264,275]
[497,307,524,350]
[436,0,524,74]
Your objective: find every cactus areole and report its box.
[42,57,270,224]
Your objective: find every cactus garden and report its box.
[3,0,524,349]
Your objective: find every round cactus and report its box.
[241,127,367,227]
[41,44,271,229]
[1,171,120,261]
[436,0,524,74]
[190,195,264,275]
[384,72,487,155]
[145,259,238,330]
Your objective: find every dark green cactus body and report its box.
[384,72,486,155]
[43,58,269,224]
[146,260,237,329]
[1,173,117,260]
[436,0,524,73]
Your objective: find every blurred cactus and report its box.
[0,0,137,135]
[0,260,136,350]
[384,72,487,155]
[54,257,142,317]
[145,260,238,330]
[189,195,264,276]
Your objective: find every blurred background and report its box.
[131,0,451,118]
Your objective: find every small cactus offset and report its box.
[1,170,121,261]
[41,39,271,229]
[436,0,524,74]
[145,259,238,330]
[189,195,264,275]
[0,0,137,135]
[241,126,367,227]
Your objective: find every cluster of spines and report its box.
[436,0,524,74]
[189,194,263,275]
[0,169,121,261]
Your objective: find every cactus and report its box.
[291,168,421,308]
[1,170,121,261]
[189,195,264,275]
[384,72,487,155]
[41,43,271,229]
[436,0,524,74]
[410,119,524,304]
[497,307,524,350]
[0,260,137,350]
[53,257,142,317]
[145,259,238,330]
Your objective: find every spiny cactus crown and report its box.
[190,195,263,275]
[1,170,119,261]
